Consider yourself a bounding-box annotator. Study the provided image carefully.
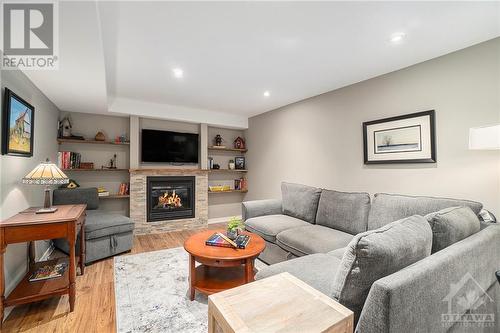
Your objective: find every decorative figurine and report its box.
[60,116,72,138]
[228,159,235,170]
[109,154,117,169]
[214,134,223,147]
[95,131,106,141]
[212,163,220,170]
[234,136,246,149]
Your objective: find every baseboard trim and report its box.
[208,215,242,225]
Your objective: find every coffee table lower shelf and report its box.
[194,265,252,295]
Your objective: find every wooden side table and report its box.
[208,272,354,333]
[0,204,86,327]
[183,229,265,301]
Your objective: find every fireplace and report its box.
[147,176,195,222]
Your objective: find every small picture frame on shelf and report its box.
[235,156,245,170]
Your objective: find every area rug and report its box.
[114,247,267,333]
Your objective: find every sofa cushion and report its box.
[367,193,483,230]
[315,189,370,235]
[255,253,342,296]
[425,206,481,253]
[85,210,135,240]
[328,247,346,260]
[53,187,99,210]
[276,225,354,257]
[331,215,432,320]
[281,182,322,223]
[245,214,310,243]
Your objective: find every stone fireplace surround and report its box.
[130,168,208,235]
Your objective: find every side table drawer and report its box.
[4,224,67,243]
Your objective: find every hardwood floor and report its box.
[2,223,226,333]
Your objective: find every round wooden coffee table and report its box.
[183,229,265,300]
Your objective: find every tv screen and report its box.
[141,129,199,163]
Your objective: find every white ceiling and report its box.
[24,1,500,128]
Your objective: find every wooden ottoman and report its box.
[208,272,354,333]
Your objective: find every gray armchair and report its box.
[53,187,134,264]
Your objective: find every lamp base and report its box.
[36,207,58,214]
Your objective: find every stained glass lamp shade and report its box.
[22,159,69,213]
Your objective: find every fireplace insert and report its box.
[147,176,195,222]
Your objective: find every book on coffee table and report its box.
[206,233,250,249]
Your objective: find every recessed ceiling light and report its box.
[172,68,184,78]
[263,91,270,97]
[390,32,406,44]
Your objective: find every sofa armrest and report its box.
[242,199,282,221]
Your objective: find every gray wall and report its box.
[0,69,60,297]
[246,38,500,215]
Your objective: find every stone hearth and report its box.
[130,169,208,234]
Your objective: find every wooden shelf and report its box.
[57,138,130,146]
[99,194,130,199]
[208,146,247,153]
[5,258,69,307]
[208,190,248,194]
[209,169,247,173]
[62,168,129,172]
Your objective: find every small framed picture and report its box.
[363,110,436,164]
[235,156,245,170]
[2,88,35,157]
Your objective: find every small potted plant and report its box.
[227,216,244,240]
[228,159,235,170]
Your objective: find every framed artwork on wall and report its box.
[2,88,35,157]
[235,156,245,170]
[363,110,436,164]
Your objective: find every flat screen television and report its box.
[141,129,199,163]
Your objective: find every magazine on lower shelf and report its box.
[29,262,68,282]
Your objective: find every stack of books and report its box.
[98,187,109,197]
[118,183,129,195]
[206,232,250,249]
[58,151,82,169]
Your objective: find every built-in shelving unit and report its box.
[99,194,130,199]
[208,190,248,194]
[62,168,129,172]
[57,138,130,146]
[209,169,247,173]
[208,146,247,153]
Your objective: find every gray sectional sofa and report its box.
[243,182,500,332]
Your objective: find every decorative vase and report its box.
[227,228,239,240]
[228,162,235,170]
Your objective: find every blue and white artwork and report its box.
[374,125,422,154]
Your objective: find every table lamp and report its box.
[469,124,500,150]
[22,158,69,214]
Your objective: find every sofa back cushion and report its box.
[53,187,99,210]
[315,190,370,235]
[281,182,322,223]
[331,215,432,321]
[425,206,481,253]
[367,193,483,230]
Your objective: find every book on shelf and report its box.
[58,151,82,169]
[118,183,130,195]
[29,262,67,282]
[98,187,109,197]
[205,233,250,249]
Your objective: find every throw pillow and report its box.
[281,182,321,223]
[331,215,432,321]
[425,206,480,253]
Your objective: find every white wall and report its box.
[0,69,60,298]
[246,38,500,215]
